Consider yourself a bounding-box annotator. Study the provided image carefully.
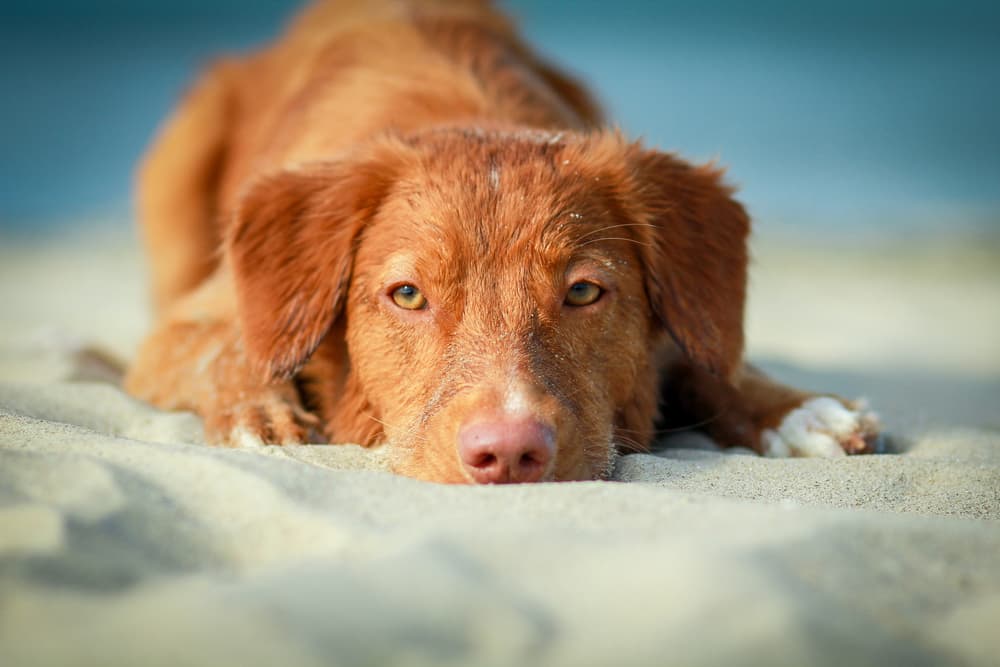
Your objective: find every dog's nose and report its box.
[458,417,555,484]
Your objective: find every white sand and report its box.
[1,227,999,666]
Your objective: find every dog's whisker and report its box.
[612,406,730,438]
[655,409,727,434]
[367,414,429,444]
[578,222,657,241]
[577,236,653,248]
[613,434,647,453]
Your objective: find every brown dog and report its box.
[125,0,880,483]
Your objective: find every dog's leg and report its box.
[660,362,880,457]
[136,60,239,313]
[123,271,318,446]
[732,365,880,457]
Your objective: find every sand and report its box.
[1,228,999,666]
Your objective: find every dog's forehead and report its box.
[404,128,599,190]
[355,129,641,288]
[379,179,608,272]
[385,130,619,239]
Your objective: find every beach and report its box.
[1,228,998,666]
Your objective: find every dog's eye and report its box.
[391,284,427,310]
[564,281,603,307]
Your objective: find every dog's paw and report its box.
[203,386,320,447]
[762,396,881,458]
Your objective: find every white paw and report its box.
[231,426,267,449]
[762,397,880,458]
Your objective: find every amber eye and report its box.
[564,281,603,307]
[391,284,427,310]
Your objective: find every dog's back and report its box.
[138,0,601,311]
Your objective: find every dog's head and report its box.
[228,128,748,482]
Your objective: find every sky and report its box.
[1,0,998,237]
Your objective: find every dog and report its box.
[125,0,880,483]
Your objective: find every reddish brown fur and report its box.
[125,0,878,482]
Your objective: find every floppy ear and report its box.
[627,149,750,381]
[227,154,400,381]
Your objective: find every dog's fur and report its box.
[125,0,880,482]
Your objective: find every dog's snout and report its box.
[458,417,555,484]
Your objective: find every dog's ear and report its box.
[625,148,750,380]
[228,150,402,381]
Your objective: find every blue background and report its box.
[2,0,998,237]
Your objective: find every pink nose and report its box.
[458,417,555,484]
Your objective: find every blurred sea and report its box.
[1,0,998,238]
